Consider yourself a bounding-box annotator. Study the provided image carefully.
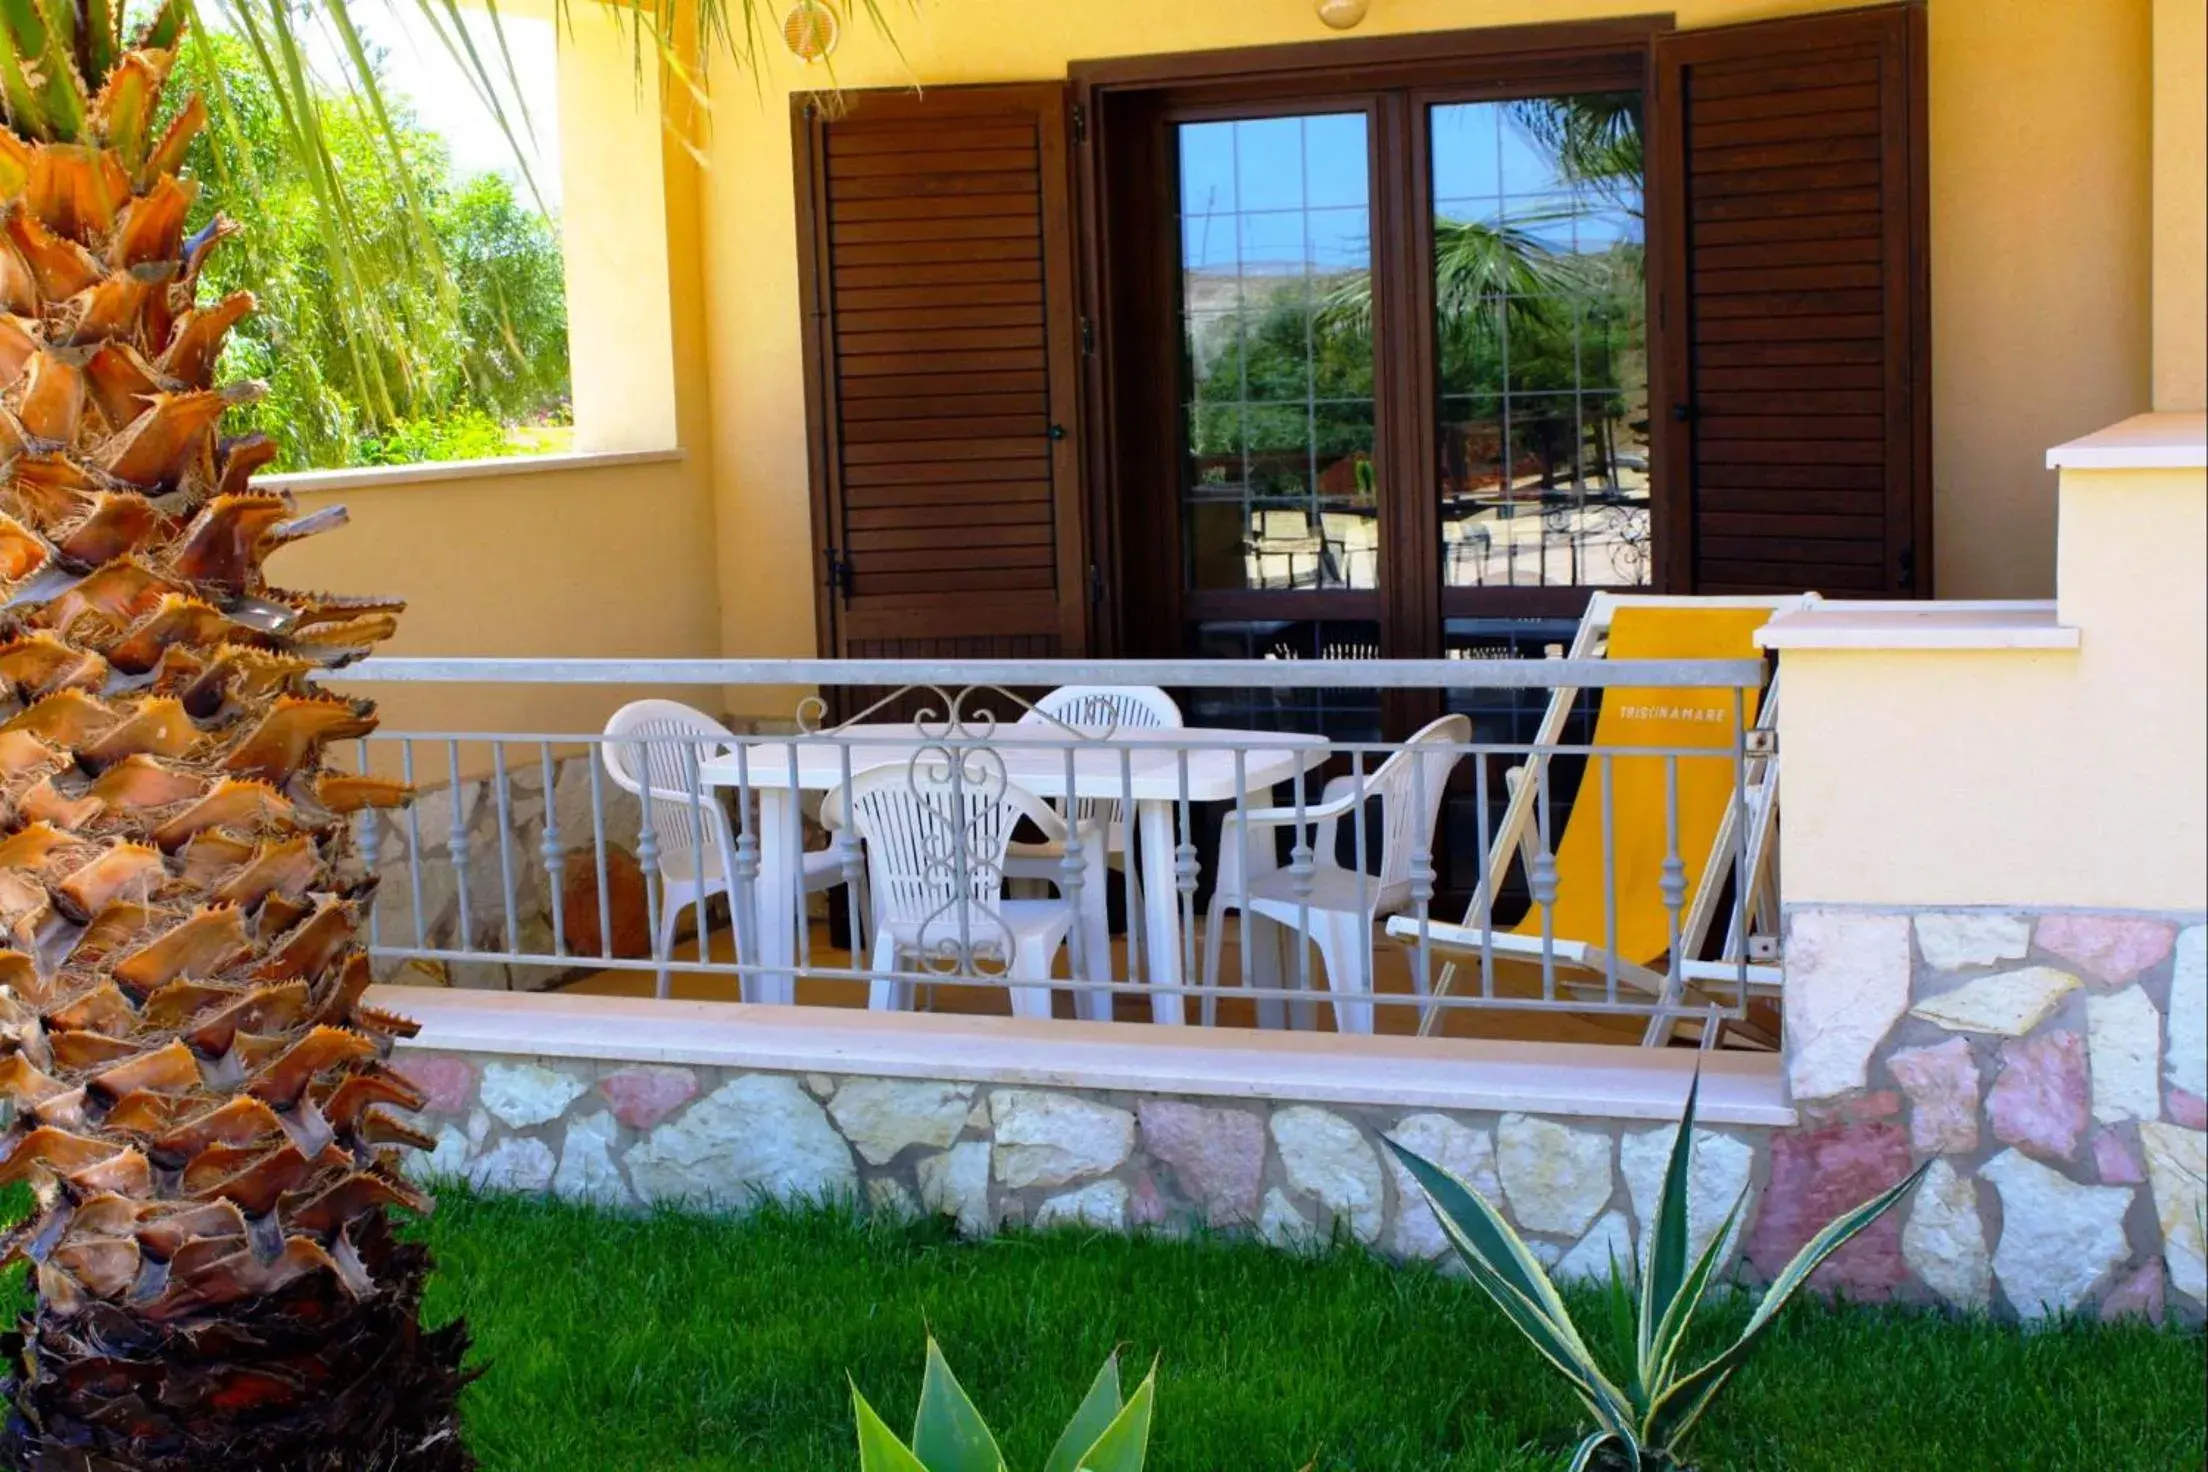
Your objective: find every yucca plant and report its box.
[0,3,477,1467]
[852,1338,1156,1472]
[1388,1077,1929,1472]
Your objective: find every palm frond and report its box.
[123,1,903,440]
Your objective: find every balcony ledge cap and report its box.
[1756,600,2080,652]
[2045,411,2206,471]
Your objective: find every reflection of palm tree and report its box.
[1320,215,1567,344]
[1507,92,1644,212]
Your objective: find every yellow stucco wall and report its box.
[687,0,2158,659]
[1776,460,2208,913]
[2154,0,2207,411]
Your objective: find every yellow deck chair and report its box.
[1387,593,1814,1046]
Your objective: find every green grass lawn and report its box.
[416,1190,2205,1472]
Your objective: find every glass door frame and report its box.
[1075,23,1671,674]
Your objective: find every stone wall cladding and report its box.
[1781,907,2205,1324]
[394,1052,1772,1284]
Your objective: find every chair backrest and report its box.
[601,699,735,868]
[825,763,1066,963]
[1502,597,1805,964]
[1364,714,1471,896]
[1021,685,1182,733]
[1020,687,1182,829]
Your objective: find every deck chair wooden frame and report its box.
[1393,591,1816,1046]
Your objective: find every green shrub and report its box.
[852,1337,1154,1472]
[1389,1073,1928,1471]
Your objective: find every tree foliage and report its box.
[174,30,569,469]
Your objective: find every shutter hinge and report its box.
[1072,103,1087,143]
[1087,563,1106,607]
[825,547,853,602]
[1897,544,1915,590]
[1079,316,1095,355]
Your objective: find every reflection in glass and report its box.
[1178,115,1376,594]
[1430,93,1650,591]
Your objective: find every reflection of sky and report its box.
[1177,100,1640,272]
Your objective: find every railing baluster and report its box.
[685,742,711,968]
[1350,748,1371,1025]
[1600,751,1618,1006]
[1289,759,1314,1032]
[1659,754,1687,1038]
[492,743,521,959]
[633,738,666,998]
[1407,747,1435,1036]
[1060,741,1086,1005]
[1533,756,1558,1003]
[445,741,473,959]
[401,740,426,949]
[734,741,761,991]
[1175,744,1197,1018]
[356,738,380,951]
[588,746,613,962]
[539,741,565,958]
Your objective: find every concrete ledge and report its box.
[2045,410,2207,470]
[369,984,1794,1127]
[260,447,686,496]
[1757,600,2080,652]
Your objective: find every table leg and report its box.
[752,789,800,1006]
[1136,801,1185,1026]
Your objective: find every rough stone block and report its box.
[828,1079,974,1165]
[1270,1107,1386,1244]
[2035,914,2176,987]
[623,1074,857,1206]
[1137,1101,1265,1224]
[2085,986,2162,1125]
[1986,1030,2090,1161]
[1914,912,2030,972]
[1978,1149,2133,1319]
[1910,967,2081,1038]
[1384,1113,1499,1261]
[597,1066,699,1132]
[991,1091,1135,1189]
[1783,910,1913,1101]
[1496,1114,1614,1238]
[1886,1038,1980,1154]
[2139,1122,2207,1305]
[1747,1120,1911,1299]
[480,1062,590,1129]
[1901,1159,1991,1310]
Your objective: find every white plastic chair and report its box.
[824,763,1106,1020]
[600,700,854,963]
[1202,714,1470,1034]
[1003,685,1181,912]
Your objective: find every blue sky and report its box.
[1179,102,1641,273]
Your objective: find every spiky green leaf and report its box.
[853,1384,936,1472]
[1387,1139,1639,1439]
[1635,1071,1702,1396]
[1042,1355,1125,1472]
[911,1337,1007,1472]
[1066,1363,1155,1472]
[1644,1161,1931,1450]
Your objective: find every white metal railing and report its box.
[328,656,1780,1049]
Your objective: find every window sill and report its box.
[258,447,686,496]
[369,985,1795,1127]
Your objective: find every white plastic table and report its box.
[699,723,1329,1023]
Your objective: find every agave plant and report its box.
[852,1338,1156,1472]
[0,3,476,1467]
[1388,1077,1929,1472]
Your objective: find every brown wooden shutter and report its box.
[1652,3,1930,597]
[794,83,1090,661]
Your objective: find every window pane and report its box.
[1177,113,1374,596]
[1431,93,1648,591]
